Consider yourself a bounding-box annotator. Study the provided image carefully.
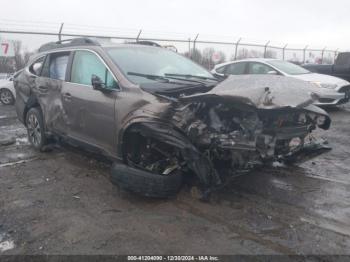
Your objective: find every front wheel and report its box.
[0,89,15,105]
[26,107,47,150]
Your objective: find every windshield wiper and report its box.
[127,72,207,85]
[164,73,219,81]
[127,72,171,82]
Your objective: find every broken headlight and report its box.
[289,137,303,151]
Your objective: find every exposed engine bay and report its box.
[123,97,331,191]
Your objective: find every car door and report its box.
[15,56,45,123]
[62,50,119,154]
[37,51,71,133]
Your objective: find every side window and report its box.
[70,50,118,89]
[248,62,276,74]
[225,63,246,75]
[29,56,45,76]
[49,53,70,80]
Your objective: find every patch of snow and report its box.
[15,137,28,145]
[0,157,38,168]
[272,161,285,168]
[0,240,15,252]
[0,237,15,253]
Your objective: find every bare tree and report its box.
[187,48,202,65]
[235,48,249,59]
[201,48,217,69]
[0,40,32,73]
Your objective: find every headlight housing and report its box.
[311,81,337,89]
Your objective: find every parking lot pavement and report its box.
[1,103,350,255]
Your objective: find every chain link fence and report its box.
[0,20,341,71]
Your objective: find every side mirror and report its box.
[213,72,225,78]
[91,74,106,90]
[267,70,278,75]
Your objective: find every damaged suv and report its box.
[15,38,331,198]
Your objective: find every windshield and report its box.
[107,46,213,84]
[268,60,310,75]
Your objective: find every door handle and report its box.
[38,86,48,91]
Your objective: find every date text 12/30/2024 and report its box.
[127,256,219,261]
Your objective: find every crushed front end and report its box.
[169,96,331,188]
[126,75,332,193]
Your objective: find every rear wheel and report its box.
[26,107,47,150]
[0,89,14,105]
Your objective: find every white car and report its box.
[0,76,16,105]
[211,59,350,106]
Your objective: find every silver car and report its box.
[0,76,16,105]
[212,59,350,106]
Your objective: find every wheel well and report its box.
[121,123,183,175]
[121,124,145,162]
[0,88,12,93]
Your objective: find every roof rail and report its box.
[128,40,162,47]
[38,38,101,52]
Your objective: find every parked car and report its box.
[0,75,16,105]
[212,59,350,106]
[0,73,12,80]
[15,38,331,198]
[303,52,350,82]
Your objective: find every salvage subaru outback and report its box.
[14,38,331,198]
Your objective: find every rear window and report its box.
[41,52,70,80]
[49,53,69,80]
[225,62,246,75]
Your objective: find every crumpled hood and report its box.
[181,75,324,109]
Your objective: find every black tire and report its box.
[0,88,15,105]
[111,163,183,198]
[25,107,47,151]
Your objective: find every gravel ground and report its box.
[0,103,350,255]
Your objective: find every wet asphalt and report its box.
[0,103,350,255]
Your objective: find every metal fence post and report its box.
[282,44,288,60]
[188,38,191,57]
[58,23,64,41]
[303,45,308,64]
[321,47,326,64]
[136,30,142,42]
[234,37,242,60]
[264,41,270,58]
[192,34,199,59]
[334,48,339,63]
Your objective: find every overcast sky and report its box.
[1,0,349,51]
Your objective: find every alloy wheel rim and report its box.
[27,114,41,147]
[0,90,13,104]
